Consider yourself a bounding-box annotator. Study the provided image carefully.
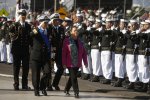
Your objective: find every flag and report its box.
[60,0,74,11]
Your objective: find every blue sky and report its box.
[133,0,150,7]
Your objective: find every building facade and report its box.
[30,0,133,12]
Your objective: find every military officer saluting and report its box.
[30,15,51,96]
[9,9,31,90]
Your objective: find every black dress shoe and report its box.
[74,93,79,98]
[47,86,53,91]
[34,91,40,96]
[53,86,60,91]
[22,86,31,90]
[42,90,47,96]
[64,90,70,96]
[13,84,19,90]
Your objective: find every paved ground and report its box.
[0,63,149,100]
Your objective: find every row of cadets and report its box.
[0,18,14,64]
[0,17,7,63]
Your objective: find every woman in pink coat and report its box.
[62,26,88,98]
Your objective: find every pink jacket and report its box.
[62,37,88,68]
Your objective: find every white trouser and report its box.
[82,54,92,74]
[101,51,113,79]
[6,43,13,63]
[126,54,138,82]
[115,54,126,78]
[0,41,7,62]
[137,55,150,83]
[91,49,102,76]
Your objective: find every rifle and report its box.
[145,49,149,65]
[110,42,114,60]
[122,46,126,61]
[133,47,138,63]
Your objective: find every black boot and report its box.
[34,90,40,96]
[141,83,148,92]
[13,84,19,90]
[42,90,47,96]
[64,90,70,96]
[100,79,111,84]
[125,82,135,89]
[74,93,79,98]
[147,82,150,94]
[81,73,90,80]
[91,75,99,82]
[47,85,53,91]
[113,78,123,87]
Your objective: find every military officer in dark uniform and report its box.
[30,15,51,96]
[50,13,65,91]
[62,17,72,37]
[9,9,31,90]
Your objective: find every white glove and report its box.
[122,29,127,34]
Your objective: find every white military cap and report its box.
[7,18,13,22]
[105,18,113,22]
[50,13,60,20]
[95,9,102,16]
[37,15,50,22]
[18,9,27,16]
[95,18,102,23]
[101,13,107,18]
[110,10,117,14]
[76,13,83,17]
[145,20,150,24]
[64,17,72,22]
[129,19,138,23]
[140,21,147,25]
[88,16,95,22]
[120,19,128,23]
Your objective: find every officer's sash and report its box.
[39,29,51,58]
